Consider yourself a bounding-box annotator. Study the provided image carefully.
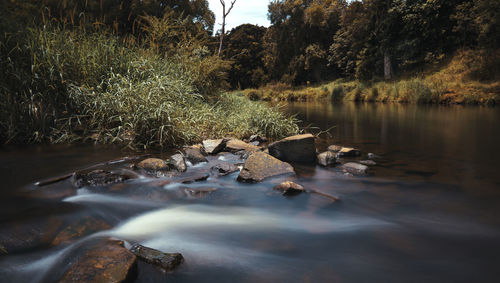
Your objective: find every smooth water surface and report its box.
[1,102,499,282]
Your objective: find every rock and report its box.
[268,134,316,163]
[211,162,239,176]
[51,216,111,246]
[59,239,137,283]
[359,160,377,166]
[73,169,132,188]
[327,145,343,152]
[202,139,227,155]
[274,181,305,196]
[177,173,210,184]
[130,244,184,272]
[337,147,361,158]
[367,153,379,159]
[225,138,260,153]
[317,151,339,167]
[168,154,187,172]
[237,152,295,183]
[137,158,169,171]
[249,141,260,146]
[0,245,7,255]
[342,162,369,174]
[183,187,218,198]
[249,135,267,143]
[184,146,208,164]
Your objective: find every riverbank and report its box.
[0,27,298,148]
[242,50,500,105]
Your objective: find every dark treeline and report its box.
[222,0,500,89]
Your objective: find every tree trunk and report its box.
[384,52,392,80]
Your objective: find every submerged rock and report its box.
[211,162,239,176]
[337,147,361,158]
[59,239,137,283]
[202,139,227,155]
[327,145,343,152]
[317,151,339,167]
[184,145,208,164]
[268,134,316,163]
[237,151,295,183]
[359,160,377,166]
[274,181,305,196]
[130,244,184,272]
[225,138,260,153]
[342,162,369,174]
[73,169,132,188]
[367,153,380,159]
[168,154,187,172]
[183,187,218,198]
[51,216,111,246]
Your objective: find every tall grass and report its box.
[0,27,298,148]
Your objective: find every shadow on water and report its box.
[1,102,500,282]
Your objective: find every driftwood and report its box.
[34,154,151,187]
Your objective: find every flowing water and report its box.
[1,102,500,282]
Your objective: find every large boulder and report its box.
[202,139,227,155]
[184,145,208,165]
[317,151,339,167]
[274,181,305,196]
[59,239,137,282]
[225,138,260,153]
[168,154,187,172]
[268,134,316,163]
[130,244,184,272]
[237,152,295,183]
[342,162,368,174]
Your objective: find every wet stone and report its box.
[51,216,111,246]
[327,145,343,152]
[202,139,227,155]
[211,162,239,176]
[183,187,218,198]
[225,138,260,153]
[237,151,295,183]
[168,154,187,172]
[268,134,317,163]
[274,181,306,196]
[0,245,7,255]
[73,169,132,188]
[359,160,377,166]
[337,147,361,158]
[137,158,169,171]
[249,135,267,143]
[184,145,208,164]
[342,162,369,174]
[317,151,339,167]
[59,239,137,283]
[130,244,184,272]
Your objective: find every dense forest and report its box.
[0,0,499,147]
[223,0,500,88]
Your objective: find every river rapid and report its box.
[0,102,499,282]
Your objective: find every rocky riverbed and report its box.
[0,134,379,282]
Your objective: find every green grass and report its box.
[0,27,299,148]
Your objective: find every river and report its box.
[0,102,499,282]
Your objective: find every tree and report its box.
[217,0,236,57]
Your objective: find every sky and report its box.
[207,0,271,33]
